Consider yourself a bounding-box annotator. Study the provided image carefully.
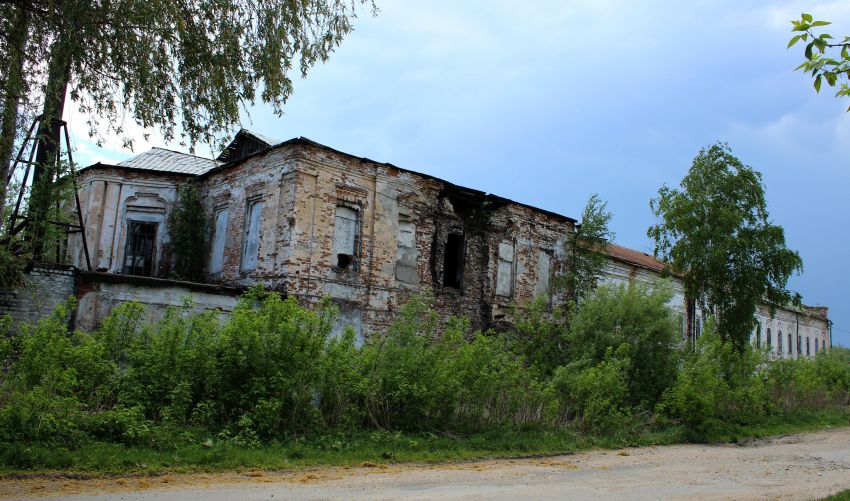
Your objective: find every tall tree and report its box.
[787,13,850,109]
[648,143,803,351]
[1,0,375,255]
[559,193,614,304]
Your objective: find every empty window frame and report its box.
[778,330,784,354]
[806,336,810,356]
[789,333,793,356]
[496,241,514,297]
[209,208,229,274]
[767,328,772,350]
[333,205,359,270]
[241,199,264,271]
[122,221,157,276]
[442,232,465,289]
[755,322,761,349]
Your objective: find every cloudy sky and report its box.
[67,0,850,345]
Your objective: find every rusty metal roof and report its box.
[606,242,673,275]
[117,147,220,175]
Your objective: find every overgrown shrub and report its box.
[546,345,631,432]
[659,320,768,432]
[766,347,850,412]
[362,293,545,431]
[566,283,681,409]
[0,283,847,454]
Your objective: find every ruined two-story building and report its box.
[45,128,830,355]
[67,130,574,339]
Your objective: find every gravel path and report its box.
[5,427,850,500]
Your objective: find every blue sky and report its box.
[69,0,850,346]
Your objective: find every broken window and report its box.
[241,199,264,271]
[789,333,793,355]
[778,330,783,354]
[209,208,229,273]
[767,328,772,350]
[395,212,418,284]
[442,232,464,289]
[334,205,359,270]
[122,221,157,276]
[496,241,514,297]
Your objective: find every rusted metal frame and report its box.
[63,121,91,270]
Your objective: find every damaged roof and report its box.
[114,147,220,175]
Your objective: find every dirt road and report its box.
[4,427,850,500]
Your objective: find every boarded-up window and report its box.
[123,221,157,276]
[395,213,418,284]
[334,205,358,269]
[209,208,229,273]
[443,232,464,288]
[535,250,551,297]
[496,241,514,297]
[242,199,264,271]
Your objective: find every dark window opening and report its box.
[337,254,353,269]
[789,333,793,355]
[123,221,157,276]
[767,328,772,348]
[442,232,465,288]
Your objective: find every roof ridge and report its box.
[147,146,213,160]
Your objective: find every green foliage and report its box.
[648,143,803,351]
[547,346,631,432]
[0,285,848,472]
[169,184,208,281]
[556,193,614,304]
[567,283,682,408]
[509,297,568,377]
[788,14,850,109]
[4,0,376,150]
[362,293,544,431]
[765,347,850,413]
[659,321,768,434]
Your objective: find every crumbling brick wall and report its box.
[197,141,574,337]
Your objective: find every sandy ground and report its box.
[2,427,849,501]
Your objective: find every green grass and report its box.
[820,489,850,500]
[1,408,847,477]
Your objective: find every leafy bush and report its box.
[566,283,682,408]
[0,283,848,457]
[766,347,850,412]
[547,346,631,432]
[659,320,768,432]
[362,293,545,431]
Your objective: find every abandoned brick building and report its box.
[66,130,573,338]
[41,128,830,355]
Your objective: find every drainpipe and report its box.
[795,312,800,359]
